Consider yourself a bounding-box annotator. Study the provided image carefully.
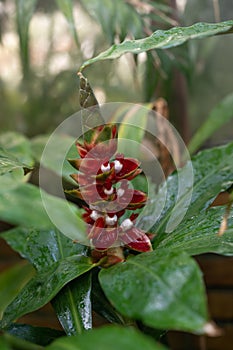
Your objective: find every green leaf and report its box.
[99,251,208,333]
[5,324,64,346]
[46,325,167,350]
[153,207,233,256]
[0,262,35,320]
[80,20,233,70]
[138,141,233,234]
[0,255,95,328]
[55,0,80,49]
[0,132,34,166]
[0,183,87,242]
[0,169,26,194]
[31,134,77,182]
[0,147,32,176]
[188,93,233,154]
[1,228,87,272]
[52,272,92,335]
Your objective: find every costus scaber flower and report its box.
[67,123,152,266]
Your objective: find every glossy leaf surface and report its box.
[46,325,167,350]
[138,141,233,234]
[0,255,95,328]
[153,207,233,255]
[99,251,208,332]
[1,228,87,271]
[52,272,92,335]
[80,20,233,70]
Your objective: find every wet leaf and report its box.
[138,141,233,234]
[154,207,233,256]
[80,20,233,70]
[99,251,208,333]
[46,325,167,350]
[1,228,87,271]
[0,255,95,328]
[52,272,92,335]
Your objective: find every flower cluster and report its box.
[67,123,152,265]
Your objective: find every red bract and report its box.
[68,123,152,265]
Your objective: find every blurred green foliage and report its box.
[0,0,232,144]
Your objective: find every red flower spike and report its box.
[68,122,153,265]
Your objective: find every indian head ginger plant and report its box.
[67,123,153,266]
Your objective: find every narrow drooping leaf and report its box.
[0,255,95,328]
[0,147,32,176]
[0,183,87,242]
[80,0,143,44]
[99,251,208,333]
[2,228,87,272]
[80,20,233,70]
[153,207,233,256]
[16,0,37,77]
[55,0,80,49]
[0,262,35,320]
[188,93,233,154]
[52,272,92,335]
[46,325,167,350]
[138,141,233,234]
[5,324,64,346]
